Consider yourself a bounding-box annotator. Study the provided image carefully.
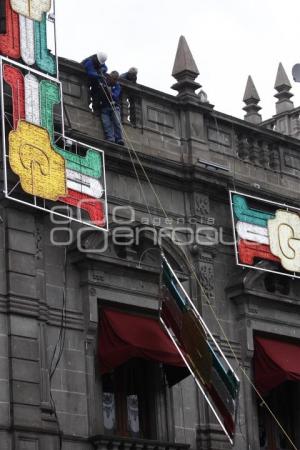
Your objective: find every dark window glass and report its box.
[102,358,163,439]
[258,382,298,450]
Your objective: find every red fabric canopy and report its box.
[98,308,187,385]
[254,336,300,396]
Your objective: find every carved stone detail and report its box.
[92,270,105,283]
[89,287,97,296]
[199,260,215,302]
[197,250,216,303]
[194,193,210,216]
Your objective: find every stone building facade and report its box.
[1,35,300,450]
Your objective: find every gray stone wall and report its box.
[1,56,300,450]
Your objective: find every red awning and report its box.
[98,308,188,385]
[254,336,300,396]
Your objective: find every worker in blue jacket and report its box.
[82,51,108,116]
[120,67,138,83]
[99,71,124,145]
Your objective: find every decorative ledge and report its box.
[91,435,190,450]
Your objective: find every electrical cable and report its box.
[100,77,154,224]
[96,77,298,450]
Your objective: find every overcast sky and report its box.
[54,0,300,120]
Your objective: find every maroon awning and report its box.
[254,336,300,396]
[98,308,188,386]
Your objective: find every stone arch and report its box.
[78,224,191,277]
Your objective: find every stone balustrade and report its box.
[236,133,280,171]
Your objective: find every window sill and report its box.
[91,434,190,450]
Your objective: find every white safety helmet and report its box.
[97,51,107,64]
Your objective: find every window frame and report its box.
[101,358,171,441]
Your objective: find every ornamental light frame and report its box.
[159,254,240,445]
[0,0,108,231]
[229,190,300,279]
[0,56,108,231]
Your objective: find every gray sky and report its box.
[54,0,300,120]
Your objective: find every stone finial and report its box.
[243,75,260,103]
[243,76,262,124]
[275,62,292,90]
[172,36,199,77]
[171,35,201,97]
[274,62,294,114]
